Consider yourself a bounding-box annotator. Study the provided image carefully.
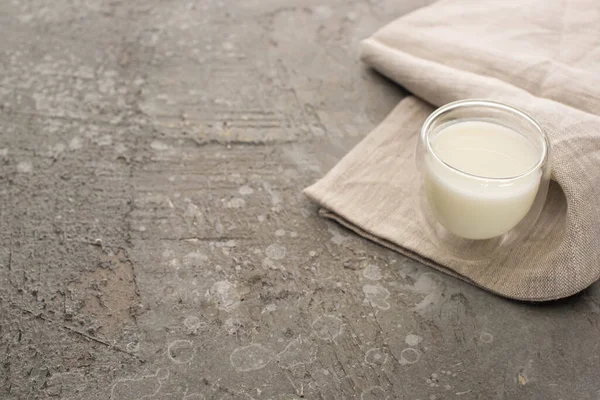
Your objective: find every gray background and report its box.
[1,0,599,399]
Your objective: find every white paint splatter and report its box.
[167,340,194,364]
[480,332,494,344]
[275,229,286,237]
[405,334,423,347]
[110,368,169,400]
[126,342,139,352]
[312,315,344,341]
[414,293,444,312]
[184,316,201,331]
[362,264,382,281]
[365,348,388,366]
[413,272,442,294]
[363,284,391,310]
[209,280,240,312]
[399,348,420,365]
[266,244,286,260]
[17,161,32,173]
[163,286,175,296]
[227,198,246,208]
[69,137,83,150]
[230,344,275,372]
[151,140,170,151]
[238,185,254,195]
[328,225,347,245]
[411,272,445,311]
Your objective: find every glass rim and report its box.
[421,99,549,182]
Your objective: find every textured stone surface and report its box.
[0,1,599,399]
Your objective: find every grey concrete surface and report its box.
[1,0,599,399]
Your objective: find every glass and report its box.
[415,99,551,256]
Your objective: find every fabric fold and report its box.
[304,0,600,300]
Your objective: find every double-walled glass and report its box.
[415,100,551,255]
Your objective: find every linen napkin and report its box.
[304,0,600,301]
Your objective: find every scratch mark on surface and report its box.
[5,299,144,362]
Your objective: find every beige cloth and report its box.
[305,0,600,301]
